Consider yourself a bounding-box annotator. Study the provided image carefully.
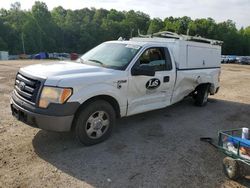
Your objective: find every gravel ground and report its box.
[0,60,249,188]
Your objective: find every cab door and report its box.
[127,47,175,116]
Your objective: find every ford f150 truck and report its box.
[10,31,222,145]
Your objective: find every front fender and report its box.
[68,83,128,117]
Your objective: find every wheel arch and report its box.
[194,82,212,93]
[71,95,121,130]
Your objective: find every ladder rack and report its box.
[138,30,223,45]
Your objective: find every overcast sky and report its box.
[0,0,249,29]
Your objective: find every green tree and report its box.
[147,18,164,34]
[123,10,150,37]
[0,1,250,55]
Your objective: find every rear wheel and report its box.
[74,100,116,146]
[193,84,209,106]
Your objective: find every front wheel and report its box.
[74,100,116,146]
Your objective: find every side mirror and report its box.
[131,65,155,76]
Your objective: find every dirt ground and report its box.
[0,60,249,188]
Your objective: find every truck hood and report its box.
[20,61,112,78]
[19,61,126,87]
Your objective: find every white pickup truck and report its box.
[10,32,222,145]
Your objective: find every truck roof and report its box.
[106,39,182,49]
[107,33,222,50]
[106,40,148,47]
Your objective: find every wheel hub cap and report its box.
[93,119,102,130]
[85,111,110,139]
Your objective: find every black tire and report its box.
[194,84,209,106]
[74,100,116,146]
[223,157,241,180]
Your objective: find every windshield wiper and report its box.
[88,59,104,66]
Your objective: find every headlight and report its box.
[39,86,73,108]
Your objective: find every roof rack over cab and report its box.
[137,30,223,45]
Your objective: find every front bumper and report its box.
[10,96,77,132]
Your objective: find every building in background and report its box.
[0,51,9,60]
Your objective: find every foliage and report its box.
[0,1,249,55]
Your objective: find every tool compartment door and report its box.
[187,45,221,68]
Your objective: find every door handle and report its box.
[163,76,170,83]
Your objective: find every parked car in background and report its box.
[70,53,78,60]
[235,56,240,63]
[19,54,28,59]
[34,52,49,59]
[229,56,237,63]
[221,55,228,63]
[238,56,250,65]
[221,55,237,64]
[49,52,70,60]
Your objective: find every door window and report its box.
[137,47,167,71]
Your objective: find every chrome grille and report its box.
[14,73,41,103]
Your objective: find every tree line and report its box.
[0,1,250,55]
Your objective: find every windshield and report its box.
[78,43,141,70]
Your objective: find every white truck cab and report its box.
[10,31,222,145]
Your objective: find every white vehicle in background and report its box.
[221,55,229,63]
[10,31,222,145]
[238,56,250,65]
[221,55,237,64]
